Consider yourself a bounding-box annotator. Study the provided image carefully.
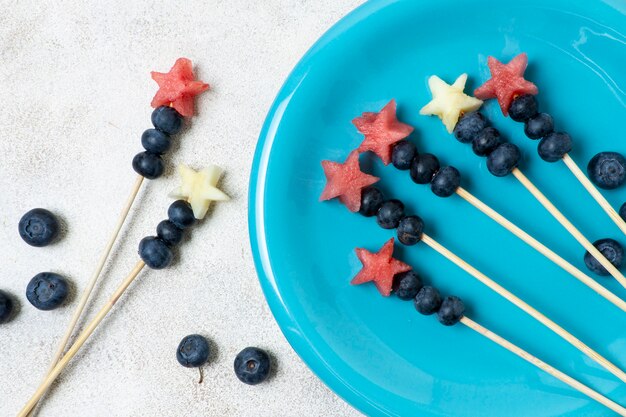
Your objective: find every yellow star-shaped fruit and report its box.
[419,74,483,133]
[169,164,229,220]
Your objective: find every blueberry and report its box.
[18,208,60,247]
[472,127,501,156]
[391,140,417,170]
[141,129,172,154]
[509,94,538,122]
[410,153,440,184]
[620,202,626,222]
[487,143,521,177]
[151,106,183,135]
[453,112,487,143]
[157,220,183,246]
[587,152,626,190]
[359,186,384,217]
[26,272,70,311]
[139,237,174,269]
[168,200,196,229]
[584,238,624,276]
[524,113,553,140]
[234,347,271,385]
[538,132,572,162]
[431,166,460,197]
[177,334,210,368]
[392,271,423,300]
[397,215,424,245]
[0,290,15,324]
[414,286,442,315]
[132,151,164,179]
[437,296,465,326]
[376,200,404,229]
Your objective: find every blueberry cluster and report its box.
[138,200,196,269]
[132,106,184,180]
[359,187,465,326]
[389,139,461,197]
[453,112,521,176]
[507,94,572,163]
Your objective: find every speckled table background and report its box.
[0,1,363,415]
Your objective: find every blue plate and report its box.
[249,1,626,415]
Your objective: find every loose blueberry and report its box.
[168,200,196,229]
[176,334,210,368]
[397,215,424,246]
[587,152,626,190]
[132,151,164,179]
[584,238,624,276]
[487,143,521,177]
[391,140,417,170]
[431,166,460,197]
[509,94,538,122]
[151,106,183,135]
[376,200,404,229]
[0,290,15,324]
[157,220,184,246]
[620,202,626,223]
[414,286,442,315]
[453,112,487,144]
[234,347,272,385]
[18,208,60,247]
[139,236,174,269]
[538,132,572,162]
[472,127,501,156]
[359,186,384,217]
[410,153,440,184]
[26,272,70,311]
[524,113,553,140]
[141,129,172,154]
[437,296,465,326]
[392,271,423,301]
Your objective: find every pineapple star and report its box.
[419,74,483,133]
[169,164,229,220]
[474,53,539,116]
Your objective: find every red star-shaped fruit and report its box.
[351,238,412,297]
[474,53,539,116]
[320,151,379,212]
[151,58,210,117]
[352,99,414,165]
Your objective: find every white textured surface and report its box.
[0,1,363,416]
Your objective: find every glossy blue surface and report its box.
[249,1,626,415]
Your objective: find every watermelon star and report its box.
[151,58,210,117]
[352,99,414,165]
[351,238,412,296]
[320,151,379,212]
[420,74,483,133]
[474,53,539,116]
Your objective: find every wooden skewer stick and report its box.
[455,186,626,313]
[24,174,145,417]
[511,168,626,290]
[562,153,626,236]
[17,260,146,417]
[421,233,626,384]
[460,316,626,415]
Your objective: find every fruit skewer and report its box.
[474,53,626,237]
[349,239,626,415]
[29,58,209,416]
[353,100,626,312]
[419,72,626,290]
[17,165,229,417]
[320,151,626,385]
